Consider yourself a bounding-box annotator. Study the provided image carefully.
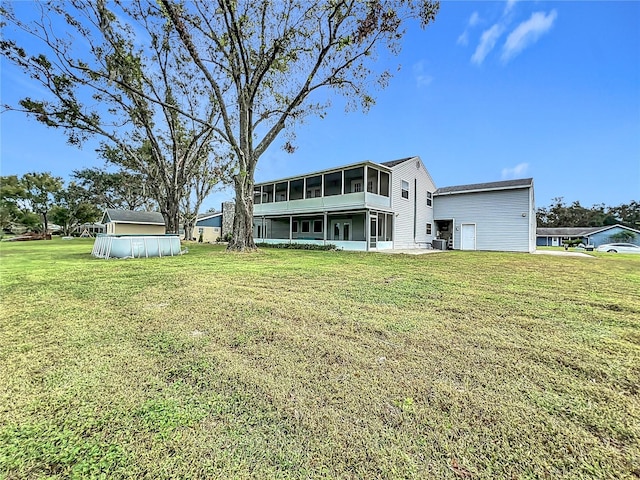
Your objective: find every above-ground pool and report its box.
[92,234,182,259]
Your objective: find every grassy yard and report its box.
[1,239,638,479]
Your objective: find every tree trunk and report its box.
[42,212,51,239]
[163,200,180,235]
[184,222,194,241]
[227,174,255,251]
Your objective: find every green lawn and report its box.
[1,239,638,479]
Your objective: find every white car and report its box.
[596,243,640,253]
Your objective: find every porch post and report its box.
[364,164,368,193]
[289,215,293,244]
[323,211,327,245]
[365,210,370,252]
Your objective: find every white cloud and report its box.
[457,31,469,46]
[471,24,504,65]
[504,0,518,16]
[412,61,434,88]
[501,10,558,62]
[501,163,529,179]
[457,12,480,46]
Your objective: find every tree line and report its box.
[0,168,216,239]
[537,198,640,229]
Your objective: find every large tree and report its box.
[1,1,226,233]
[160,0,440,250]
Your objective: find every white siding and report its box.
[434,187,534,252]
[390,158,437,249]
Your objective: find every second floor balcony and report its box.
[253,163,391,215]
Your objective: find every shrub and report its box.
[255,242,339,251]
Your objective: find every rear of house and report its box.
[433,179,536,253]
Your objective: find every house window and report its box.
[426,223,432,235]
[292,221,298,233]
[313,220,323,233]
[427,191,432,207]
[353,182,362,192]
[401,180,409,199]
[301,220,310,233]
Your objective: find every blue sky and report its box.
[1,1,639,213]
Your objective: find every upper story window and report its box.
[401,180,409,199]
[427,191,433,207]
[275,182,288,202]
[306,175,322,198]
[353,182,362,192]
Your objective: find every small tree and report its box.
[50,183,101,236]
[0,175,26,232]
[73,168,155,212]
[21,172,63,237]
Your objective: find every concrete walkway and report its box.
[378,249,595,258]
[532,250,595,258]
[378,248,445,255]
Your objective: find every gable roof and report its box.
[102,209,165,225]
[196,212,222,221]
[434,178,533,196]
[536,227,601,237]
[379,156,418,168]
[536,224,640,237]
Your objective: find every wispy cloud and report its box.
[412,61,433,88]
[501,10,558,62]
[457,11,481,46]
[471,24,504,65]
[501,163,529,179]
[504,0,518,16]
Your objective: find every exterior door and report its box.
[369,214,377,249]
[331,220,352,241]
[461,224,476,250]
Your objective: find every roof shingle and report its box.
[103,209,165,225]
[435,178,533,195]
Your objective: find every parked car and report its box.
[596,243,640,253]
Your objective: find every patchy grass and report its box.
[1,238,639,479]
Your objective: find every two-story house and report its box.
[252,156,536,252]
[253,156,436,251]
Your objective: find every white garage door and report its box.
[461,224,476,250]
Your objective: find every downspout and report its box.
[413,178,417,244]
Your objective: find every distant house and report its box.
[536,224,640,247]
[101,209,166,235]
[188,212,223,242]
[252,155,536,252]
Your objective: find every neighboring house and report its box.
[188,212,223,243]
[433,178,536,253]
[73,222,105,236]
[101,209,166,235]
[252,156,536,252]
[536,224,640,247]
